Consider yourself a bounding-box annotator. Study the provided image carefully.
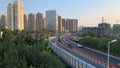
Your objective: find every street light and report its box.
[107,39,117,68]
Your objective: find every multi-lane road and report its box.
[51,38,105,68]
[50,33,120,68]
[63,34,120,68]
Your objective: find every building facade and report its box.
[24,14,28,30]
[43,17,46,29]
[82,22,111,37]
[98,23,111,36]
[62,19,66,32]
[58,16,62,33]
[7,0,24,31]
[112,24,120,37]
[28,13,36,31]
[0,15,8,29]
[46,10,58,32]
[62,19,78,33]
[82,27,99,36]
[36,12,44,31]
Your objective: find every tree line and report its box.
[79,36,120,57]
[0,29,65,68]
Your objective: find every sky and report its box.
[0,0,120,27]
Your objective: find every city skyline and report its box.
[0,0,120,27]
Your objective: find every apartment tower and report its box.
[58,16,62,33]
[7,0,24,31]
[24,14,28,30]
[28,13,36,31]
[0,15,7,29]
[36,12,44,31]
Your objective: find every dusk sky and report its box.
[0,0,120,27]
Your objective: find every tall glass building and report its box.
[46,10,58,33]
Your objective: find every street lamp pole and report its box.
[107,42,110,68]
[107,39,117,68]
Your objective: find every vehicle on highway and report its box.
[63,38,69,44]
[77,44,83,48]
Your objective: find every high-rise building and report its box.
[43,17,46,29]
[62,19,66,32]
[24,14,28,30]
[74,19,78,32]
[46,10,58,32]
[98,23,111,36]
[82,22,111,37]
[7,3,13,30]
[82,27,98,35]
[0,15,8,29]
[62,19,78,33]
[58,16,62,33]
[66,19,71,32]
[36,12,44,31]
[28,13,36,31]
[7,0,24,31]
[112,24,120,37]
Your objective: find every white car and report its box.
[77,44,83,48]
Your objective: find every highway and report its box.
[51,38,105,68]
[64,34,120,68]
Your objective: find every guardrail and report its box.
[49,37,96,68]
[65,35,119,68]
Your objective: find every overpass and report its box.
[65,35,120,68]
[49,37,106,68]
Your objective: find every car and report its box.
[77,44,83,48]
[63,38,69,44]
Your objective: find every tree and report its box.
[17,57,28,68]
[4,46,19,68]
[0,29,66,68]
[1,29,16,42]
[79,36,120,56]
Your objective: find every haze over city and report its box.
[0,0,120,27]
[0,0,120,68]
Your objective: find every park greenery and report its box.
[78,36,120,57]
[0,29,65,68]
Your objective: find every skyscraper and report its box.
[28,13,36,31]
[36,12,44,31]
[7,0,24,31]
[7,3,13,30]
[62,19,67,32]
[62,19,78,32]
[112,24,120,37]
[74,19,78,32]
[0,15,7,29]
[46,10,58,32]
[58,16,62,33]
[43,17,46,29]
[24,14,28,30]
